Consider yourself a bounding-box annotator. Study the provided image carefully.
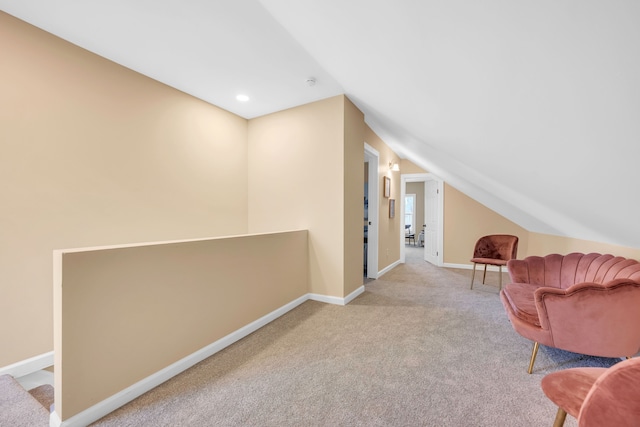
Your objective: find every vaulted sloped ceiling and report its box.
[2,1,639,248]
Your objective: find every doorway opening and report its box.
[364,143,379,279]
[404,193,417,246]
[400,173,443,266]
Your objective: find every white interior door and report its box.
[424,179,440,265]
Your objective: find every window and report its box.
[405,194,416,234]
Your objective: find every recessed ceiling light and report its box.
[236,94,250,102]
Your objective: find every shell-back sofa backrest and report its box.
[508,253,640,289]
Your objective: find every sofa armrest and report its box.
[507,258,531,284]
[533,285,568,331]
[533,279,640,353]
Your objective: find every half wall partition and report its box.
[53,230,309,426]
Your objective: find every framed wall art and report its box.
[383,176,391,198]
[389,199,395,218]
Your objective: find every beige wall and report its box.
[441,182,640,265]
[443,183,529,264]
[0,12,249,367]
[248,96,347,296]
[55,231,308,419]
[527,233,640,260]
[400,159,428,175]
[247,95,367,298]
[343,98,366,295]
[364,127,402,271]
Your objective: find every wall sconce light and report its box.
[389,161,400,172]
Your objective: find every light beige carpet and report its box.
[0,375,50,427]
[90,247,617,426]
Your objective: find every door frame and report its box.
[400,173,444,266]
[364,143,379,278]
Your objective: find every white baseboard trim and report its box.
[50,286,371,427]
[309,286,365,306]
[50,411,61,427]
[308,293,344,305]
[0,351,54,378]
[344,286,365,305]
[444,263,504,272]
[378,259,401,277]
[52,294,309,427]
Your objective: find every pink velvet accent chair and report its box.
[541,357,640,426]
[500,253,640,373]
[470,234,519,290]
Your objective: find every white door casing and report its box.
[364,143,379,278]
[401,173,443,266]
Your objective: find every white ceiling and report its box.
[2,0,639,248]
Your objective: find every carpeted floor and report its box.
[0,375,51,427]
[90,246,618,426]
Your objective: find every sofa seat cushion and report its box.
[541,367,606,418]
[470,257,508,266]
[502,282,541,327]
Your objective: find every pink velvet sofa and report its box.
[500,253,640,373]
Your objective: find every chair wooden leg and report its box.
[552,407,567,427]
[470,263,477,289]
[482,264,487,284]
[528,342,540,374]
